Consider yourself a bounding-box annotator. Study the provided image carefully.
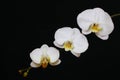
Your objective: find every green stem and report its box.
[111,13,120,18]
[27,67,32,72]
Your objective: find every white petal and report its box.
[46,47,60,63]
[92,8,107,23]
[53,41,64,48]
[40,44,49,55]
[50,59,61,66]
[54,27,73,45]
[71,51,81,57]
[72,28,89,54]
[77,9,96,31]
[96,34,109,40]
[30,61,41,68]
[97,10,114,26]
[30,48,43,64]
[97,20,114,36]
[88,8,108,23]
[82,30,91,35]
[95,8,114,36]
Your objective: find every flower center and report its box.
[63,41,73,51]
[41,57,49,68]
[90,23,102,33]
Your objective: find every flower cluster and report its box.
[19,7,116,77]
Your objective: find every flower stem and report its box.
[111,13,120,18]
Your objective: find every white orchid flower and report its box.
[30,44,61,68]
[77,8,114,40]
[54,27,89,57]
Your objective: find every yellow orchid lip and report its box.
[41,57,50,68]
[63,41,74,51]
[90,23,102,33]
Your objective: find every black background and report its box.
[7,0,120,80]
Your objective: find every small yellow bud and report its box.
[23,72,28,77]
[18,70,22,74]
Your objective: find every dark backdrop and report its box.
[7,0,120,80]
